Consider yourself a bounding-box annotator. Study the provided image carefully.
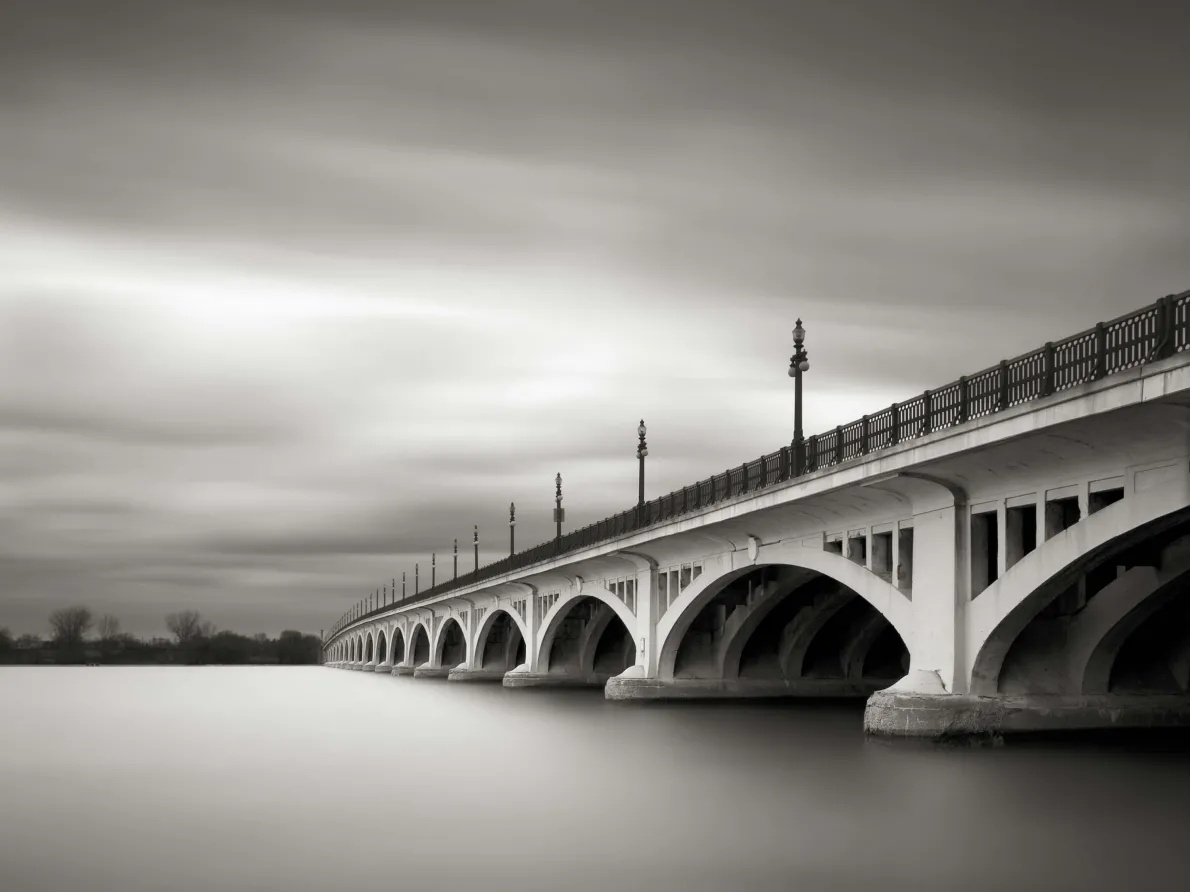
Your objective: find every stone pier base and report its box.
[447,667,508,683]
[412,666,452,679]
[373,664,391,673]
[390,665,415,676]
[605,675,877,701]
[864,690,1190,740]
[503,670,609,689]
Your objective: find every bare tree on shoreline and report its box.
[48,606,93,646]
[97,615,120,642]
[165,610,205,644]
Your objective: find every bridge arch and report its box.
[538,584,636,664]
[365,632,374,663]
[432,617,468,670]
[657,542,913,683]
[968,478,1190,695]
[376,629,387,664]
[409,622,431,667]
[538,588,638,679]
[357,634,364,663]
[390,626,406,665]
[474,608,528,671]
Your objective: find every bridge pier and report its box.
[605,674,876,700]
[447,667,508,683]
[864,690,1190,739]
[412,664,453,679]
[503,668,610,689]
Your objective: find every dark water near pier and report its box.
[2,667,1189,892]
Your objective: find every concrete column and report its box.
[864,484,973,737]
[912,502,967,692]
[635,564,660,676]
[528,587,542,670]
[996,503,1007,583]
[865,476,968,701]
[467,604,479,669]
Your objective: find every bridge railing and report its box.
[331,290,1189,638]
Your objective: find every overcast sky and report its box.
[2,0,1188,638]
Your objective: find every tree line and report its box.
[0,607,322,666]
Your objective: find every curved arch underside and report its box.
[434,617,467,670]
[390,627,406,665]
[475,610,526,672]
[540,595,637,683]
[664,564,909,696]
[983,514,1190,697]
[409,624,430,667]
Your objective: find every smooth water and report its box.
[2,668,1189,892]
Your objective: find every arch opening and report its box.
[365,635,374,663]
[410,625,430,666]
[669,564,907,695]
[436,618,466,670]
[376,630,387,664]
[478,610,525,672]
[391,628,406,665]
[543,595,636,681]
[1110,581,1190,694]
[992,517,1190,697]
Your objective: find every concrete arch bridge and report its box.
[325,294,1190,738]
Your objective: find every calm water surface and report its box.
[2,667,1189,892]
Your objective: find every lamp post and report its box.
[509,502,516,556]
[554,472,564,541]
[402,571,406,600]
[787,318,810,476]
[473,525,479,573]
[431,552,436,589]
[415,563,419,594]
[453,539,458,580]
[637,419,648,521]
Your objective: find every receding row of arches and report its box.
[328,492,1190,702]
